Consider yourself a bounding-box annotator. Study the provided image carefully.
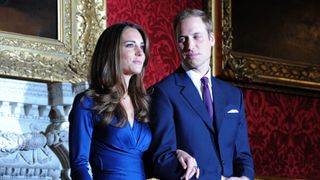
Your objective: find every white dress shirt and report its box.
[184,68,213,102]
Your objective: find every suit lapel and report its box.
[211,77,225,134]
[174,68,215,134]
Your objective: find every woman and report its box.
[69,22,199,180]
[69,22,151,180]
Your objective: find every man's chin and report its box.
[184,58,199,65]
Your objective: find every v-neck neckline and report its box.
[127,119,142,144]
[129,119,134,129]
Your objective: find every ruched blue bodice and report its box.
[69,93,151,180]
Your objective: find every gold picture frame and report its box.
[0,0,106,83]
[209,0,320,94]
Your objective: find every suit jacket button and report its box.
[222,160,225,165]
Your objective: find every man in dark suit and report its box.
[148,9,254,180]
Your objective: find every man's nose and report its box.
[185,39,194,50]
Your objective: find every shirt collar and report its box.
[183,66,212,87]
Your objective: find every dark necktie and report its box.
[201,77,213,120]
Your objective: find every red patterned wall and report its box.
[107,0,202,88]
[244,89,320,179]
[107,0,320,179]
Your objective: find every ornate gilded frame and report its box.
[209,0,320,93]
[0,0,106,83]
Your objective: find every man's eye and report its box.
[194,35,202,40]
[178,37,186,43]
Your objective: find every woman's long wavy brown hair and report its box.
[84,22,150,127]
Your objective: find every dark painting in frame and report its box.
[208,0,320,96]
[0,0,57,39]
[0,0,106,83]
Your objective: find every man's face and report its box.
[176,16,214,74]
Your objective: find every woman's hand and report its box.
[176,149,200,180]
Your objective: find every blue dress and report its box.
[69,93,152,180]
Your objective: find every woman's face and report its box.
[119,27,146,76]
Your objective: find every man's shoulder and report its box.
[213,77,243,94]
[213,77,235,87]
[153,72,177,87]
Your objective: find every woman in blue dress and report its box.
[69,22,152,180]
[69,22,200,180]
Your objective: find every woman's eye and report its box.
[125,43,135,48]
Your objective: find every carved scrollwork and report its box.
[0,130,68,156]
[46,130,68,147]
[232,53,320,88]
[221,0,233,63]
[69,0,107,80]
[0,132,21,154]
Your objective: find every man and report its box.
[148,9,254,180]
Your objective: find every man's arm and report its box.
[233,91,254,179]
[148,86,183,179]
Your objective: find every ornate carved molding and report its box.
[0,78,75,179]
[0,0,106,83]
[0,167,61,179]
[221,0,233,67]
[0,131,68,155]
[230,52,320,86]
[221,0,320,93]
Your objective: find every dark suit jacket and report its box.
[148,67,254,180]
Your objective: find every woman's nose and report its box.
[135,45,144,56]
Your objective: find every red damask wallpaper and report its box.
[244,89,320,179]
[107,0,202,87]
[107,0,320,179]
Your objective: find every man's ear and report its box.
[209,32,215,46]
